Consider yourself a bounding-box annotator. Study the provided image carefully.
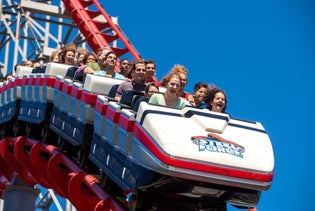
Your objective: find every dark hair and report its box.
[204,87,228,113]
[131,60,146,72]
[4,73,14,81]
[145,59,156,68]
[82,52,98,64]
[120,58,129,64]
[105,51,117,59]
[145,82,159,94]
[193,82,208,93]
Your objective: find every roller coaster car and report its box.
[0,63,274,210]
[90,95,274,210]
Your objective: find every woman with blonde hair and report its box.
[160,64,193,101]
[50,49,61,63]
[150,72,186,109]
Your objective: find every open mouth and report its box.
[214,103,223,111]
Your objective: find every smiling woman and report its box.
[149,72,186,109]
[59,42,77,65]
[204,85,228,113]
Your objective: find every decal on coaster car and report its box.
[191,133,245,158]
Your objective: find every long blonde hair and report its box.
[163,72,182,88]
[160,64,188,86]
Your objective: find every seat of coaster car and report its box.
[132,95,149,112]
[107,84,120,101]
[51,74,125,147]
[119,90,144,109]
[72,69,84,83]
[31,66,47,73]
[65,66,79,79]
[15,63,73,139]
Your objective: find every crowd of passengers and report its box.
[3,42,228,114]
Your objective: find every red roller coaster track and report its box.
[0,136,126,210]
[61,0,142,60]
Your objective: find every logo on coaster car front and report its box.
[191,133,245,158]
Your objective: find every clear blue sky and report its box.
[27,0,313,210]
[103,0,314,210]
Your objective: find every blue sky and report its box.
[4,0,307,210]
[104,0,314,210]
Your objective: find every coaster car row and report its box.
[0,63,274,210]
